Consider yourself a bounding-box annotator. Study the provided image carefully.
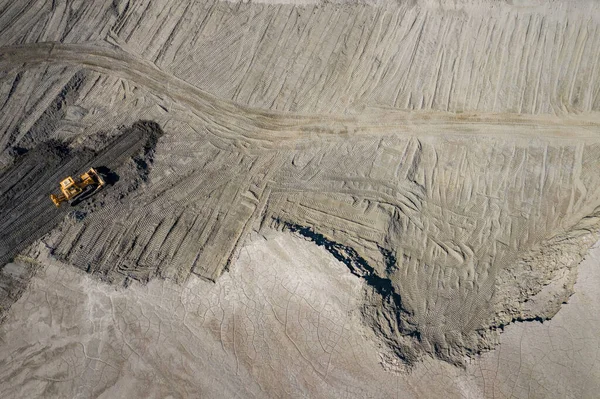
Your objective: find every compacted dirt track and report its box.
[0,41,599,368]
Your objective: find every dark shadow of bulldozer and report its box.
[95,166,120,186]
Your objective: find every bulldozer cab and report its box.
[60,177,83,197]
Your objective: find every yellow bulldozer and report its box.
[50,168,106,207]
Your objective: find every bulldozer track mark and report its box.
[0,43,599,148]
[0,121,161,268]
[1,2,600,372]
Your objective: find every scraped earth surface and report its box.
[1,234,599,398]
[0,0,600,397]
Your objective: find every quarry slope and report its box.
[0,0,600,372]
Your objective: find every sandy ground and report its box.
[0,0,599,396]
[0,232,598,398]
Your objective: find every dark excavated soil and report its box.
[0,120,162,316]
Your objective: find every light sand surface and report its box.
[0,234,598,398]
[0,1,599,396]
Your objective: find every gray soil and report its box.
[0,121,161,315]
[0,0,600,397]
[0,120,162,265]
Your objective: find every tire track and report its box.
[0,42,598,149]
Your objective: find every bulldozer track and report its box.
[0,42,598,147]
